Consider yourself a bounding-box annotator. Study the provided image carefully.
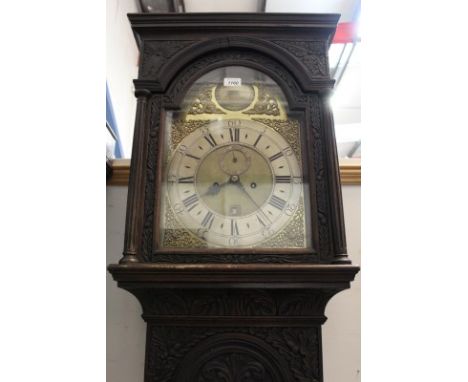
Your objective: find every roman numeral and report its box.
[257,215,266,227]
[201,211,215,229]
[230,219,239,236]
[275,175,291,183]
[253,134,262,147]
[186,153,201,160]
[178,176,194,183]
[204,134,217,147]
[269,152,283,162]
[183,194,199,209]
[269,195,286,210]
[229,128,240,142]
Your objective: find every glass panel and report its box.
[159,66,311,250]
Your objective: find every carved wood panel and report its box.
[132,288,339,317]
[145,326,321,382]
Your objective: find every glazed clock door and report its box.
[159,66,312,250]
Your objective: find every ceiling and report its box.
[138,0,361,158]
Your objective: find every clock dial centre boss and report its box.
[160,67,310,249]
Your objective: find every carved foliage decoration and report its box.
[272,40,329,77]
[145,326,320,382]
[309,94,331,256]
[141,40,196,79]
[141,96,162,261]
[197,353,270,382]
[145,327,215,382]
[135,289,338,317]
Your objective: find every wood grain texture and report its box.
[108,263,359,382]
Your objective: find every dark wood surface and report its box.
[108,12,360,382]
[119,12,351,264]
[109,263,359,382]
[109,263,359,286]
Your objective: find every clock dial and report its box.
[166,119,303,248]
[160,66,309,249]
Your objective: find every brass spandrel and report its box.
[185,85,287,122]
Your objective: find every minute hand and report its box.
[235,181,272,224]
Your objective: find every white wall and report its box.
[106,0,140,157]
[323,185,361,381]
[106,184,361,382]
[106,185,145,382]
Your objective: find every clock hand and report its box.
[234,179,272,225]
[201,179,230,197]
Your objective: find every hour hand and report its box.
[202,180,229,197]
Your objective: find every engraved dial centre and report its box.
[197,144,273,217]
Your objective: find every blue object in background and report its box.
[106,82,124,158]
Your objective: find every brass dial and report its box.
[166,119,303,248]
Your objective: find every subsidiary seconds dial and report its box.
[166,119,303,248]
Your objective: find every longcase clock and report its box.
[109,13,360,382]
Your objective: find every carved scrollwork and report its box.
[141,96,162,261]
[309,94,331,256]
[277,290,338,316]
[137,289,277,316]
[197,353,269,382]
[145,326,320,382]
[260,327,320,382]
[134,288,339,318]
[190,290,276,316]
[145,326,217,382]
[272,40,329,77]
[141,40,196,79]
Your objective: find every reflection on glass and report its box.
[159,66,311,249]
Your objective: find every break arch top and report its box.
[136,36,335,101]
[161,46,309,110]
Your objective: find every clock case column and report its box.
[108,13,360,382]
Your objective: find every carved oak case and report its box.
[108,13,359,382]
